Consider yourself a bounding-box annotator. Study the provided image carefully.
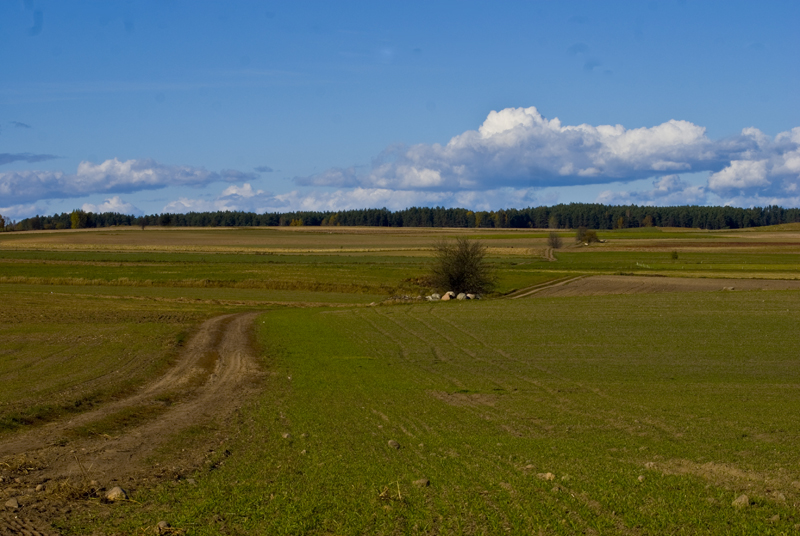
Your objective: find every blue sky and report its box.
[2,0,799,219]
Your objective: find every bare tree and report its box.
[547,231,562,249]
[430,238,496,294]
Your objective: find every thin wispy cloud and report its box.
[0,152,60,166]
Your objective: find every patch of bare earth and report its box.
[523,275,800,298]
[644,459,800,504]
[0,312,264,535]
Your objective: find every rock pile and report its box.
[425,291,481,301]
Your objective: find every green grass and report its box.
[0,286,216,433]
[0,250,440,299]
[70,291,800,535]
[541,250,800,276]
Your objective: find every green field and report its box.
[66,292,800,534]
[1,226,800,534]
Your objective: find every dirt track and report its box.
[0,312,263,535]
[520,274,800,298]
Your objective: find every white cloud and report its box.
[6,107,800,216]
[81,196,140,214]
[708,160,769,191]
[220,183,264,198]
[298,106,737,191]
[162,184,545,214]
[0,158,238,205]
[0,202,49,220]
[596,175,707,206]
[296,107,800,206]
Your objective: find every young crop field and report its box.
[1,226,799,534]
[57,291,800,534]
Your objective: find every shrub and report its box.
[575,226,599,244]
[430,238,496,294]
[547,231,563,249]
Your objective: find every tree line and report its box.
[3,204,800,232]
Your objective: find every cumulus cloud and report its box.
[0,152,60,166]
[597,175,707,206]
[163,182,268,213]
[298,106,741,191]
[298,107,800,205]
[706,127,800,198]
[162,184,544,214]
[0,158,243,205]
[81,196,140,215]
[0,202,49,220]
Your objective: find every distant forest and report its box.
[4,204,800,232]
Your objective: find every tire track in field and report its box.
[356,311,501,441]
[358,310,470,392]
[426,307,686,440]
[507,275,585,299]
[340,310,637,534]
[372,309,572,439]
[0,313,264,503]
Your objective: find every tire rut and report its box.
[0,312,264,535]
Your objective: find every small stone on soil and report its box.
[4,497,19,510]
[35,484,45,492]
[282,432,292,439]
[156,520,171,534]
[638,475,645,482]
[537,472,555,481]
[732,494,749,508]
[388,440,400,449]
[413,478,430,487]
[106,486,128,501]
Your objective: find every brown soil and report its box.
[0,312,264,535]
[647,458,799,504]
[520,275,800,298]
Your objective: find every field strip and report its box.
[504,276,577,298]
[0,312,264,485]
[424,309,686,440]
[3,288,367,309]
[530,274,800,297]
[0,243,429,254]
[508,275,586,299]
